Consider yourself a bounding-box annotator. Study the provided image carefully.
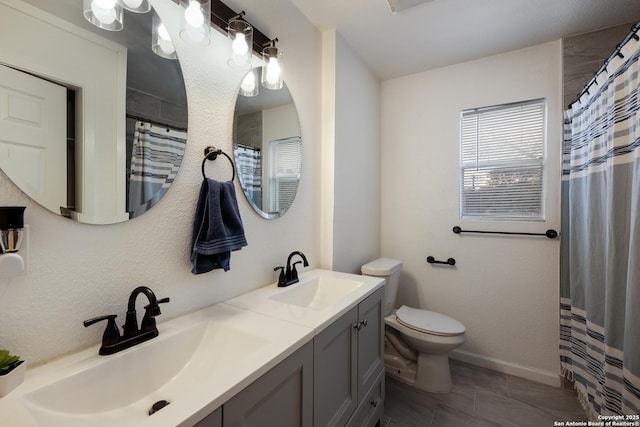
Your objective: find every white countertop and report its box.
[0,269,383,427]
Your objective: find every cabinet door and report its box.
[223,341,313,427]
[357,288,384,403]
[313,306,358,427]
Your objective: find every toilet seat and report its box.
[395,305,465,336]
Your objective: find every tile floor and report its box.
[382,360,587,427]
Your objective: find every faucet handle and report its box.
[274,266,286,287]
[145,297,170,317]
[84,314,120,348]
[141,297,170,333]
[291,260,303,281]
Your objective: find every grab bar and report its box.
[452,226,558,239]
[426,256,456,266]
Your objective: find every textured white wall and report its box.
[381,41,563,384]
[0,0,320,366]
[324,31,382,274]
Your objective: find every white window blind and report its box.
[268,137,301,214]
[460,99,546,221]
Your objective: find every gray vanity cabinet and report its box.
[313,288,384,427]
[193,407,221,427]
[313,304,358,426]
[346,371,384,427]
[222,340,313,427]
[356,287,384,401]
[192,287,383,427]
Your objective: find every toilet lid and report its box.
[395,305,465,336]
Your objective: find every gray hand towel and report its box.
[191,178,247,274]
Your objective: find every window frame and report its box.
[459,98,547,222]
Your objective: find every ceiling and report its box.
[288,0,640,80]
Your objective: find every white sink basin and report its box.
[9,303,313,427]
[270,275,363,310]
[226,269,384,333]
[23,322,209,417]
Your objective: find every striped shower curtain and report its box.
[233,144,262,208]
[560,26,640,417]
[128,121,187,218]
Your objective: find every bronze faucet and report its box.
[84,286,169,355]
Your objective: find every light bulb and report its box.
[185,1,204,28]
[122,0,143,8]
[95,0,116,9]
[92,0,116,25]
[157,23,175,55]
[266,57,280,85]
[159,39,176,55]
[232,33,249,56]
[241,71,256,92]
[157,23,170,41]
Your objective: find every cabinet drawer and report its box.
[347,371,384,427]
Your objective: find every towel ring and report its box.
[201,146,236,182]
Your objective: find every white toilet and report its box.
[361,258,466,393]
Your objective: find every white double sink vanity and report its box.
[0,270,385,427]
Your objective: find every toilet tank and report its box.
[361,258,402,316]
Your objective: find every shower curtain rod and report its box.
[233,143,261,151]
[568,20,640,108]
[126,114,188,132]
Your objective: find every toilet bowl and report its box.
[361,258,466,393]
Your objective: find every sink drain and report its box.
[148,400,171,416]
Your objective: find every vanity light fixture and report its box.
[180,0,211,45]
[261,39,283,90]
[83,0,124,31]
[227,14,252,69]
[209,0,275,58]
[152,12,178,60]
[116,0,151,13]
[239,67,259,97]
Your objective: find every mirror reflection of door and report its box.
[0,0,188,224]
[0,64,67,214]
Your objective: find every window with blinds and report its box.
[268,136,301,214]
[460,99,546,221]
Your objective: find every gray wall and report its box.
[563,20,640,108]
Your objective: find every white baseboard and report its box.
[450,349,562,387]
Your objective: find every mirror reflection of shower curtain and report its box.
[128,121,186,218]
[234,144,262,208]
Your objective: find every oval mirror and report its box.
[233,67,301,219]
[0,0,187,224]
